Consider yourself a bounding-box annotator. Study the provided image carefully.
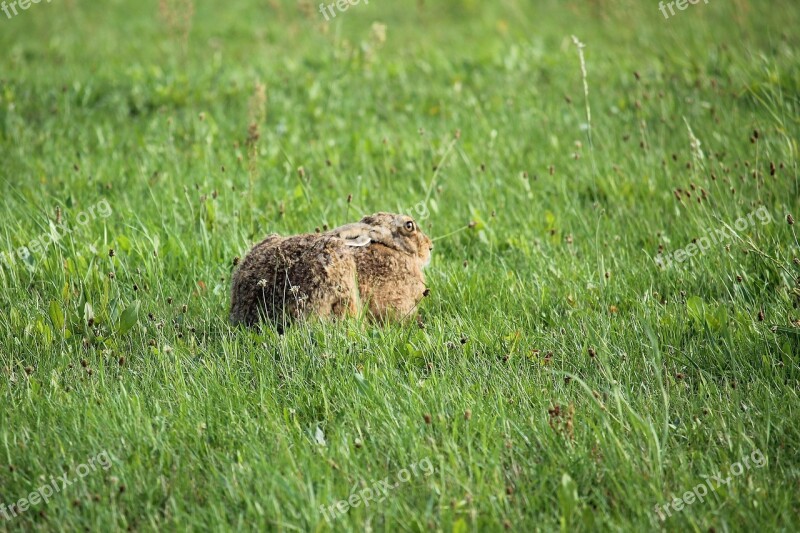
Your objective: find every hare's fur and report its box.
[230,213,432,327]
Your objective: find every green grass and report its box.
[1,0,799,530]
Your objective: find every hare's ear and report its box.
[366,225,394,247]
[343,235,371,247]
[331,223,372,247]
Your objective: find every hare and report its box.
[230,212,433,327]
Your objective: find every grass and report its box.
[1,0,799,530]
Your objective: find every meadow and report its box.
[1,0,799,530]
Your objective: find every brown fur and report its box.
[229,233,359,327]
[230,213,432,327]
[349,213,431,322]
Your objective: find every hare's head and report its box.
[331,212,433,267]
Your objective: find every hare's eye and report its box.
[404,221,415,232]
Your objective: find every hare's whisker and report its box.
[431,225,471,242]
